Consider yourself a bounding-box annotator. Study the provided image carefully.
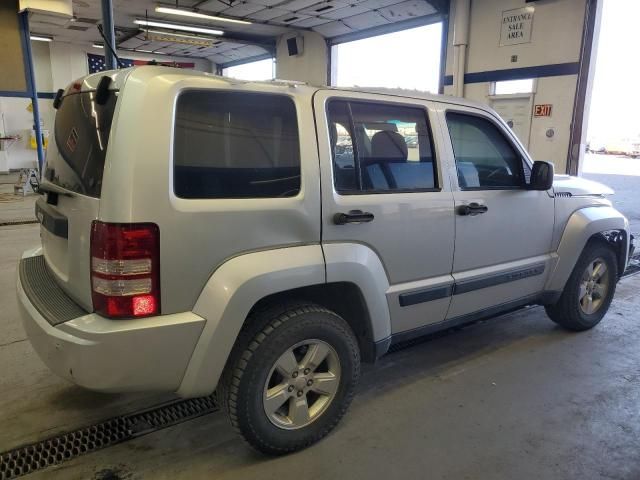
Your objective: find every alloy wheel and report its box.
[263,339,341,430]
[578,257,610,315]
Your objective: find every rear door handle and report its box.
[457,202,488,216]
[334,210,375,225]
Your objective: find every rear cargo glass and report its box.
[44,90,117,198]
[174,91,300,199]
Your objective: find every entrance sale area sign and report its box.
[500,7,534,46]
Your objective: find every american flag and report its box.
[88,53,195,73]
[88,54,133,73]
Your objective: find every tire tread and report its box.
[545,239,618,331]
[219,302,360,455]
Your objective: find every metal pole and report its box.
[438,14,449,95]
[19,11,45,175]
[101,0,117,69]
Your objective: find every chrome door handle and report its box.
[333,210,375,225]
[457,202,488,216]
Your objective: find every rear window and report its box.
[44,91,117,198]
[174,91,300,199]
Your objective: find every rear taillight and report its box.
[90,221,160,318]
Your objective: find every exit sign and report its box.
[534,104,553,117]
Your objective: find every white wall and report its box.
[0,41,55,172]
[0,97,53,172]
[276,31,328,85]
[0,40,214,171]
[445,0,588,173]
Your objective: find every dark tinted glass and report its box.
[174,91,300,199]
[446,112,524,189]
[44,91,117,197]
[328,100,436,193]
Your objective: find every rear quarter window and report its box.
[173,91,301,199]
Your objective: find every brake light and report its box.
[90,221,160,318]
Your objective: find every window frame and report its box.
[326,98,441,196]
[172,88,302,200]
[445,109,531,192]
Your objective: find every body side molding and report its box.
[397,263,546,307]
[453,263,546,295]
[399,285,453,306]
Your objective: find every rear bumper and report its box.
[17,249,205,393]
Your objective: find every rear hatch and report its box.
[37,72,123,311]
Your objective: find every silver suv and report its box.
[17,67,634,454]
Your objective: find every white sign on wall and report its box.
[500,6,535,46]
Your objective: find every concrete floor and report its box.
[2,223,640,479]
[0,173,37,224]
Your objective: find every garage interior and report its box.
[1,0,640,479]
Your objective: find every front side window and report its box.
[174,91,300,199]
[446,112,524,190]
[328,100,437,193]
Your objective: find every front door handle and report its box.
[334,210,375,225]
[457,202,488,216]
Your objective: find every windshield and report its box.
[44,90,117,197]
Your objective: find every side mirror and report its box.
[529,161,554,191]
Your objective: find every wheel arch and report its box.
[545,206,630,293]
[177,243,391,397]
[248,281,382,363]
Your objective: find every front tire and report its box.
[219,303,360,455]
[545,240,618,331]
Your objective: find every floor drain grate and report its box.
[0,395,218,480]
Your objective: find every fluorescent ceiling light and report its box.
[92,43,104,48]
[30,34,53,42]
[123,48,169,56]
[155,5,251,25]
[134,19,223,36]
[145,29,215,41]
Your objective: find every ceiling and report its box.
[29,0,445,65]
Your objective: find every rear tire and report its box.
[219,302,360,455]
[545,240,618,331]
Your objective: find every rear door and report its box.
[314,90,455,335]
[436,104,555,319]
[37,75,119,310]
